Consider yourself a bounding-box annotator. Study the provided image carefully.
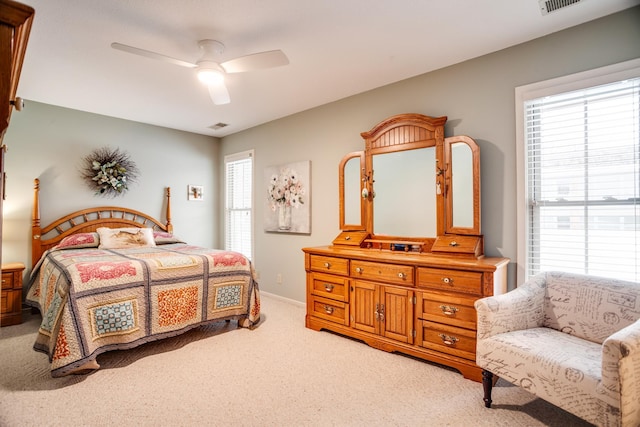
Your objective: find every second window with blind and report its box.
[518,61,640,283]
[224,150,254,260]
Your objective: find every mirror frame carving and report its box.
[338,113,482,252]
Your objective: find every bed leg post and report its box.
[32,178,42,267]
[165,187,173,233]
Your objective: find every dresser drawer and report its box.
[417,292,477,330]
[308,295,349,326]
[431,235,483,257]
[309,255,349,276]
[1,272,15,290]
[1,289,7,312]
[418,321,476,361]
[1,289,19,313]
[310,272,349,302]
[351,260,414,286]
[417,268,482,295]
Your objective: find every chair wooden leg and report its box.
[482,370,493,408]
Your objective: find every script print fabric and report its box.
[26,243,260,377]
[476,271,640,427]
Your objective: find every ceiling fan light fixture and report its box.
[197,61,225,85]
[197,69,224,85]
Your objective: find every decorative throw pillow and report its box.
[56,232,100,249]
[153,231,185,245]
[97,227,156,249]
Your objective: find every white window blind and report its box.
[524,77,640,281]
[225,150,253,260]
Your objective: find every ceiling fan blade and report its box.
[208,83,231,105]
[221,50,289,73]
[111,42,197,68]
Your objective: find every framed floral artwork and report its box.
[264,160,311,233]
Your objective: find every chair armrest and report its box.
[475,273,547,339]
[601,320,640,426]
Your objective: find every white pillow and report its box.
[97,227,156,249]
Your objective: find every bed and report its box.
[25,179,260,377]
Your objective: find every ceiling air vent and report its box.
[209,122,228,130]
[539,0,582,15]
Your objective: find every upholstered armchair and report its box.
[475,271,640,426]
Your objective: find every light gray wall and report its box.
[220,7,640,302]
[2,101,220,269]
[3,8,638,303]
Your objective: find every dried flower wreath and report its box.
[81,147,138,196]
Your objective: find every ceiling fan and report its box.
[111,40,289,105]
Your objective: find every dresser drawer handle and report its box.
[324,283,334,292]
[441,277,453,285]
[345,235,351,240]
[323,305,334,315]
[438,334,459,346]
[323,262,331,269]
[397,272,406,279]
[449,241,458,247]
[439,305,459,316]
[355,267,363,274]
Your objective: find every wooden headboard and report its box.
[31,178,173,266]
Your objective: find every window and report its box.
[516,59,640,284]
[224,150,253,260]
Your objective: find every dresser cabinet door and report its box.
[350,280,414,344]
[350,280,377,334]
[379,285,414,344]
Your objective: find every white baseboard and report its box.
[260,291,305,308]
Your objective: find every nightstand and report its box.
[1,262,25,326]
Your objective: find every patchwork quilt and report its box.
[26,243,260,377]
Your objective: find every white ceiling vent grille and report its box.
[539,0,582,15]
[209,122,229,130]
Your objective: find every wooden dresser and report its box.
[304,113,509,382]
[304,246,507,382]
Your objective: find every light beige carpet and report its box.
[0,293,592,427]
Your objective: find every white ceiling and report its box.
[16,0,640,137]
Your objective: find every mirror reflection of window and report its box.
[344,157,361,225]
[451,142,474,228]
[373,148,436,236]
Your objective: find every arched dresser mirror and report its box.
[336,113,482,255]
[303,113,509,383]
